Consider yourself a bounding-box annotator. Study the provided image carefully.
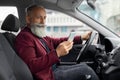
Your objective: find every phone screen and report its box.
[68,32,76,41]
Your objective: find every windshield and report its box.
[78,0,120,36]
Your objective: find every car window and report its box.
[45,9,93,38]
[0,6,18,32]
[77,0,120,36]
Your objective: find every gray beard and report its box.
[30,23,46,38]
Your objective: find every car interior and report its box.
[0,14,34,80]
[1,0,120,80]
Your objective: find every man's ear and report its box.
[26,16,31,24]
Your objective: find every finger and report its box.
[67,45,73,50]
[61,41,70,45]
[88,31,92,35]
[66,41,73,46]
[66,42,73,48]
[66,43,73,50]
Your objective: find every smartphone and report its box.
[68,32,76,41]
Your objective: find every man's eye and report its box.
[44,16,46,19]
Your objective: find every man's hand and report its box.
[81,31,92,40]
[56,41,73,57]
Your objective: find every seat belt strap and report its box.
[39,38,57,71]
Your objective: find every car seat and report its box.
[0,14,34,80]
[1,14,20,50]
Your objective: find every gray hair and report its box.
[25,4,45,16]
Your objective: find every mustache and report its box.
[30,23,46,38]
[30,23,46,28]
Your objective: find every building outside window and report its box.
[46,26,51,32]
[61,26,67,32]
[53,26,59,32]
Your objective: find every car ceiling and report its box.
[0,0,83,26]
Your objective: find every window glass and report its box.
[77,0,120,36]
[53,26,59,32]
[46,9,93,37]
[61,26,67,32]
[46,26,51,32]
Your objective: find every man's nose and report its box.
[41,18,45,24]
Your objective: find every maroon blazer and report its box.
[15,27,82,80]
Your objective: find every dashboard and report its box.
[104,37,120,53]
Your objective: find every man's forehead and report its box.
[33,7,46,12]
[31,8,45,14]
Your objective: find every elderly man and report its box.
[15,5,99,80]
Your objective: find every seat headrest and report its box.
[1,14,20,32]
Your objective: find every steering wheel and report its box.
[76,31,97,63]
